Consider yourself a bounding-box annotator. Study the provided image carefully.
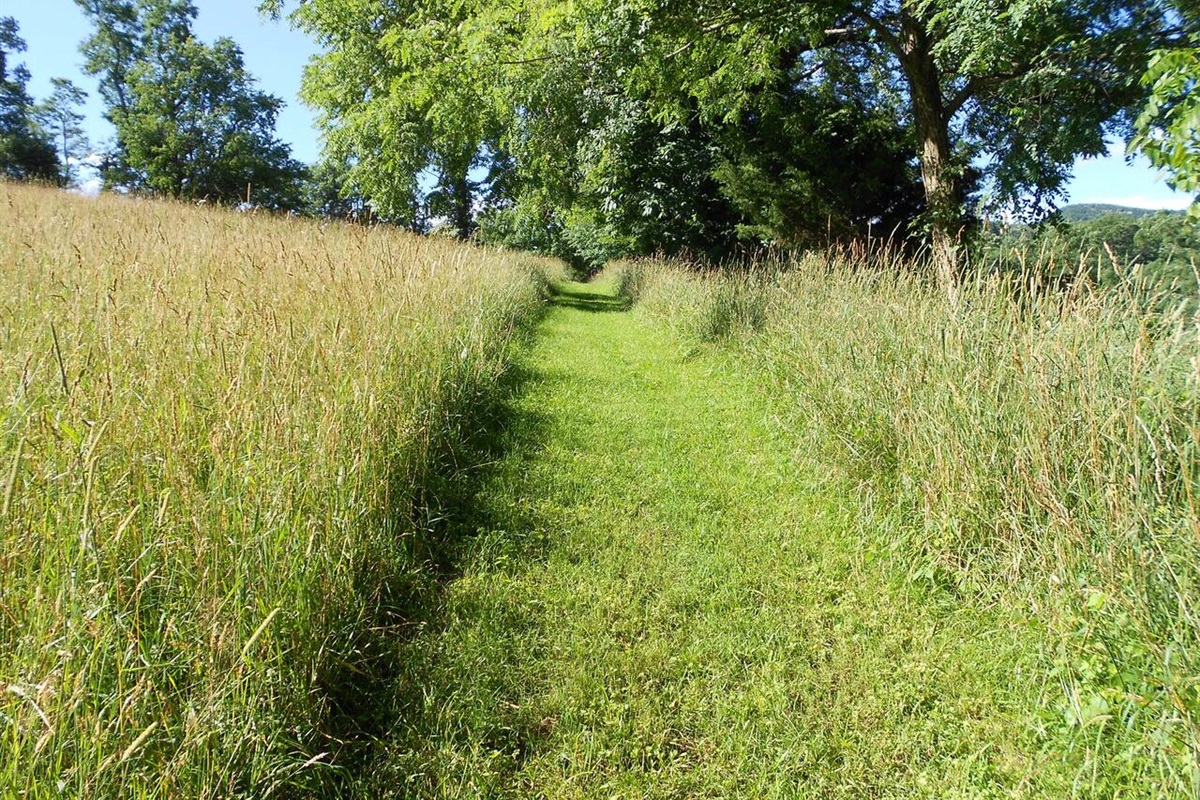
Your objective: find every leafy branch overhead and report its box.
[267,0,1186,270]
[1133,24,1200,217]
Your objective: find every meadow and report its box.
[626,253,1200,793]
[4,181,1200,798]
[0,184,552,796]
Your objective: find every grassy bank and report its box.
[0,184,555,796]
[628,255,1200,793]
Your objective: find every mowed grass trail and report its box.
[360,278,1057,798]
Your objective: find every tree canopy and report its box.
[264,0,1183,271]
[0,17,60,183]
[77,0,305,207]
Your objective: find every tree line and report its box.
[986,209,1200,297]
[1,2,317,212]
[263,0,1198,274]
[3,0,1198,273]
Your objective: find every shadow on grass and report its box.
[309,322,561,796]
[549,282,630,313]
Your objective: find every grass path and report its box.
[358,279,1054,798]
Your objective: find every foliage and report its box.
[532,59,929,264]
[982,209,1200,295]
[277,0,507,235]
[34,78,89,186]
[1132,7,1200,217]
[272,0,933,262]
[270,0,1180,271]
[77,0,306,207]
[477,201,571,263]
[76,0,140,114]
[302,156,374,220]
[1060,203,1162,223]
[610,0,1179,276]
[710,70,926,249]
[574,96,741,261]
[0,17,59,183]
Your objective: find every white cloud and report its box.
[1084,194,1195,211]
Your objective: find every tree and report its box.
[74,0,143,186]
[269,0,929,258]
[270,0,1179,274]
[576,97,741,261]
[35,78,89,186]
[1132,4,1200,217]
[1074,213,1141,272]
[304,157,363,219]
[280,0,507,236]
[77,0,306,207]
[707,53,927,250]
[591,0,1179,282]
[76,0,140,115]
[0,17,60,183]
[120,32,304,205]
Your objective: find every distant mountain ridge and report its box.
[1059,203,1181,222]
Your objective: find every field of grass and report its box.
[6,181,1199,798]
[326,275,1065,797]
[628,255,1200,794]
[0,184,553,796]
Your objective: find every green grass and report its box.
[348,275,1072,797]
[0,184,554,797]
[7,184,1197,797]
[631,256,1200,796]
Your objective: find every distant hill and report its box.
[1060,203,1178,222]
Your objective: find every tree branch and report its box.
[821,25,872,45]
[946,77,981,117]
[665,17,874,62]
[946,64,1037,117]
[845,5,901,53]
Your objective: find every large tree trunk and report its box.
[438,145,476,240]
[452,169,473,240]
[898,0,964,294]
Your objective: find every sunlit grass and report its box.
[0,183,556,796]
[7,180,1198,795]
[629,254,1200,793]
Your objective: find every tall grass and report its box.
[0,184,555,796]
[626,253,1200,793]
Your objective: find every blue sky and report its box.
[5,0,1195,210]
[1067,142,1191,210]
